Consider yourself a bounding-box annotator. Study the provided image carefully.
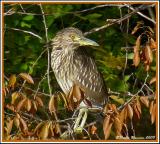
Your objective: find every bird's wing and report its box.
[73,48,107,105]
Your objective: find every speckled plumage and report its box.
[51,27,108,107]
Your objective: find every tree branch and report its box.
[84,4,155,36]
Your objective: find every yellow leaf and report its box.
[13,114,20,128]
[11,92,19,104]
[110,95,124,104]
[5,119,13,135]
[38,122,50,139]
[19,73,34,84]
[8,74,16,88]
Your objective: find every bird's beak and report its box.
[78,37,99,47]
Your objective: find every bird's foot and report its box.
[73,108,88,134]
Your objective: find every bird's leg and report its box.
[73,108,88,133]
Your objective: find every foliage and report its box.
[3,3,156,140]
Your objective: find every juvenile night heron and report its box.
[50,27,108,133]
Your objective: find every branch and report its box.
[74,4,124,14]
[6,27,42,40]
[39,4,52,96]
[84,4,155,36]
[124,4,156,24]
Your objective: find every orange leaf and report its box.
[149,101,154,115]
[104,122,113,139]
[19,117,28,132]
[8,74,16,89]
[133,104,140,119]
[150,77,156,85]
[25,98,32,112]
[144,44,153,64]
[133,35,141,67]
[127,104,133,119]
[16,98,26,112]
[103,115,110,134]
[19,73,34,84]
[151,103,156,124]
[114,116,122,136]
[48,95,57,113]
[150,38,156,49]
[32,100,38,111]
[35,96,44,107]
[91,125,97,135]
[140,96,149,107]
[136,99,142,114]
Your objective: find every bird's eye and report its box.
[70,34,75,40]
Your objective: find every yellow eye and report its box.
[70,34,75,39]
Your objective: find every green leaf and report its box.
[21,21,31,28]
[85,13,102,19]
[23,15,34,21]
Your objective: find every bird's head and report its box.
[51,27,99,51]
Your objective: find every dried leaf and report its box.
[150,38,156,49]
[114,116,122,136]
[8,74,16,88]
[104,122,113,139]
[131,21,143,35]
[38,122,50,139]
[140,96,149,107]
[150,77,156,85]
[110,95,124,104]
[32,100,38,111]
[11,92,19,104]
[119,107,127,124]
[49,123,55,137]
[133,104,140,119]
[34,122,44,134]
[16,98,26,112]
[149,101,154,114]
[145,44,153,64]
[19,73,34,84]
[136,99,142,114]
[133,35,141,67]
[55,123,61,134]
[151,103,156,124]
[13,115,20,128]
[91,125,97,135]
[19,117,28,131]
[72,85,84,102]
[5,104,15,112]
[6,119,13,135]
[127,104,133,119]
[35,96,43,107]
[25,98,32,112]
[103,115,110,134]
[48,95,56,113]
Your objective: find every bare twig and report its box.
[6,27,42,40]
[125,4,156,24]
[84,4,155,35]
[74,4,124,14]
[39,4,52,96]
